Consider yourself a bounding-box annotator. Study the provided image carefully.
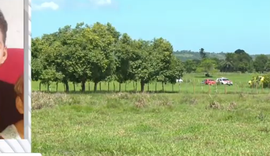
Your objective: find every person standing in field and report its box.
[0,9,23,134]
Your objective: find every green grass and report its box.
[32,92,270,155]
[31,73,270,155]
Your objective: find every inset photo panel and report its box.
[0,0,31,153]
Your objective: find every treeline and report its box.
[174,50,226,61]
[32,22,184,92]
[182,49,270,74]
[173,50,270,61]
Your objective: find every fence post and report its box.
[136,82,138,92]
[193,81,195,94]
[256,83,258,94]
[262,83,264,94]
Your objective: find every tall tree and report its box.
[199,48,206,60]
[88,22,116,91]
[114,33,134,91]
[152,38,174,84]
[198,58,216,76]
[184,60,197,73]
[234,49,253,73]
[254,54,269,73]
[265,59,270,72]
[131,39,157,92]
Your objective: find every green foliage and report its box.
[199,48,206,59]
[254,55,268,72]
[263,75,270,88]
[184,60,197,73]
[224,50,254,73]
[198,58,216,75]
[31,22,184,92]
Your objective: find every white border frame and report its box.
[0,0,31,153]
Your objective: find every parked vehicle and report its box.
[203,79,216,85]
[216,77,233,86]
[176,78,183,83]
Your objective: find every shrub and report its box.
[262,74,270,88]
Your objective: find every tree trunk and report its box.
[140,80,145,92]
[119,83,121,92]
[99,82,101,91]
[94,82,98,92]
[73,82,75,91]
[47,83,50,92]
[56,82,58,92]
[162,82,164,92]
[39,82,41,91]
[88,82,90,91]
[64,81,69,92]
[81,80,86,92]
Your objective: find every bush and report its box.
[262,74,270,88]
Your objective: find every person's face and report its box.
[0,30,7,65]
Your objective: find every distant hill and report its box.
[173,50,270,61]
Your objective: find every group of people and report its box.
[0,9,24,139]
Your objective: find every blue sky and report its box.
[32,0,270,54]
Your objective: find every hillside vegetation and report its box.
[173,50,270,61]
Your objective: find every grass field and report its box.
[31,73,270,155]
[32,73,270,94]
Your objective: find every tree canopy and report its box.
[32,22,185,92]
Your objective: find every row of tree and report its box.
[32,22,184,92]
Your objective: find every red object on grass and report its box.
[204,79,216,85]
[0,48,24,84]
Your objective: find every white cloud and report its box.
[90,0,112,6]
[32,1,59,11]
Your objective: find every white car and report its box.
[216,77,233,86]
[176,78,183,83]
